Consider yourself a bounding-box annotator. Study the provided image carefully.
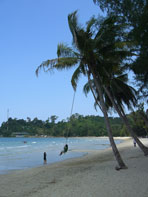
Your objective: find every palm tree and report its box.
[103,84,148,155]
[85,13,148,154]
[36,12,127,169]
[84,72,148,155]
[66,11,148,155]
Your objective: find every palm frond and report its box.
[83,81,91,96]
[53,57,78,70]
[86,16,96,34]
[111,77,137,109]
[71,66,83,90]
[36,58,58,76]
[57,43,78,58]
[68,11,80,47]
[36,57,78,76]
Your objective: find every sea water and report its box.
[0,137,122,174]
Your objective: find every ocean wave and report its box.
[4,145,30,150]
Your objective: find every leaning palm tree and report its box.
[36,12,127,169]
[102,80,148,155]
[85,13,148,155]
[65,12,147,156]
[84,65,148,155]
[84,57,148,156]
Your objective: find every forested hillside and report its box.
[0,112,147,137]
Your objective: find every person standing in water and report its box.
[43,152,47,164]
[133,139,136,147]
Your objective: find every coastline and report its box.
[0,137,148,197]
[0,136,116,174]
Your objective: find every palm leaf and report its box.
[36,59,58,76]
[71,65,84,90]
[57,43,79,58]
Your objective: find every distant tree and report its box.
[27,117,31,122]
[50,115,58,123]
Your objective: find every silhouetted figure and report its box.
[59,144,68,156]
[43,152,47,164]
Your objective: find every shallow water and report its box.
[0,137,122,174]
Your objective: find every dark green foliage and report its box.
[128,111,148,137]
[93,0,146,25]
[120,111,148,137]
[93,0,148,98]
[0,114,126,137]
[0,112,146,137]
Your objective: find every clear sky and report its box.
[0,0,107,124]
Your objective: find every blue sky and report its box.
[0,0,107,124]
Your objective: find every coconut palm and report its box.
[84,68,148,155]
[102,82,148,155]
[83,13,148,154]
[36,12,128,169]
[83,73,135,112]
[67,12,148,155]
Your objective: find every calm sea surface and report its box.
[0,137,122,174]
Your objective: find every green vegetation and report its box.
[0,112,147,137]
[93,0,148,99]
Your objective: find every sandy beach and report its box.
[0,137,148,197]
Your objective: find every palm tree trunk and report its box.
[103,86,148,156]
[87,72,103,111]
[89,69,127,169]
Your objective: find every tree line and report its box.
[0,112,147,137]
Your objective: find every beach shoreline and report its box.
[0,137,148,197]
[0,136,121,174]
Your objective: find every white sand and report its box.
[0,137,148,197]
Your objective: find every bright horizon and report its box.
[0,0,108,125]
